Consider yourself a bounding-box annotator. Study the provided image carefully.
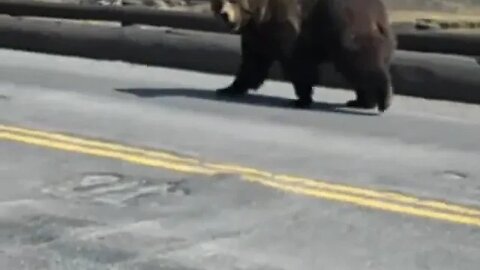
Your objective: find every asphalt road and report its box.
[0,48,479,270]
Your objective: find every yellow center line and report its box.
[0,124,199,165]
[204,163,480,217]
[1,124,480,228]
[0,132,216,176]
[244,175,480,227]
[274,175,480,217]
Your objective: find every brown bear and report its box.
[210,0,396,112]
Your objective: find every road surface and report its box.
[0,49,479,270]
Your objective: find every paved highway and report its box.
[0,49,479,270]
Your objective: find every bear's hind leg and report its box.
[374,68,393,112]
[345,87,377,110]
[345,68,393,112]
[333,60,375,109]
[336,55,391,112]
[337,41,394,112]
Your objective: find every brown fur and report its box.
[330,0,395,51]
[210,0,310,107]
[310,0,396,111]
[210,0,396,112]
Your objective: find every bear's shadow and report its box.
[114,87,378,116]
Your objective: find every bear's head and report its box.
[210,0,256,32]
[211,0,294,33]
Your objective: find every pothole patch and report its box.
[438,170,468,180]
[42,172,191,207]
[74,173,124,192]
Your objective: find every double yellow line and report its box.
[1,124,480,228]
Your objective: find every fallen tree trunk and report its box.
[0,16,479,105]
[0,0,228,31]
[2,0,480,56]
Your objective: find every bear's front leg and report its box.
[216,45,273,97]
[215,57,253,97]
[292,83,314,109]
[282,57,318,109]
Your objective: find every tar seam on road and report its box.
[1,123,480,228]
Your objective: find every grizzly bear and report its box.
[210,0,396,112]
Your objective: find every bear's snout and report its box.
[218,11,238,30]
[219,11,230,23]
